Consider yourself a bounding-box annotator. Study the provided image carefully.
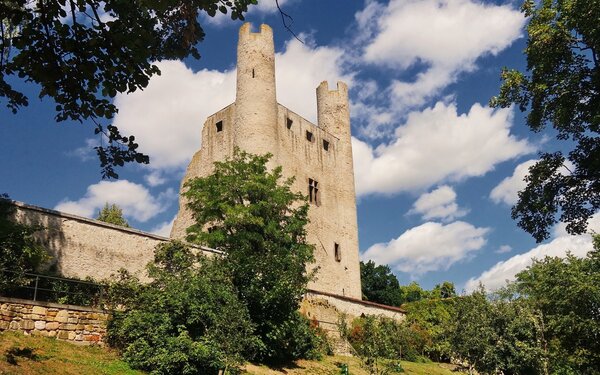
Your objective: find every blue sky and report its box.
[1,0,598,292]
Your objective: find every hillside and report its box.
[0,331,458,375]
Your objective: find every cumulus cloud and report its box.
[151,216,176,237]
[408,185,467,222]
[362,221,489,276]
[466,214,600,292]
[465,235,595,292]
[489,159,537,205]
[353,102,533,196]
[490,159,575,206]
[54,180,171,222]
[109,37,348,179]
[113,61,236,172]
[495,245,513,254]
[276,38,351,122]
[358,0,525,113]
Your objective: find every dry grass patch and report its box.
[0,331,142,375]
[244,355,459,375]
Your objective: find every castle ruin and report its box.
[171,23,362,299]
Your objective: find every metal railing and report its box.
[0,269,105,308]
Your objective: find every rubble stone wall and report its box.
[0,297,109,345]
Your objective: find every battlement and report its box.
[238,22,273,40]
[317,81,349,95]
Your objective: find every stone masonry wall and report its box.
[9,200,220,282]
[0,297,109,345]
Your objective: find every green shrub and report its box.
[107,241,259,375]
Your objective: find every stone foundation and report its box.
[0,297,109,345]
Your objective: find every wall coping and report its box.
[0,296,108,313]
[306,289,407,314]
[5,199,224,255]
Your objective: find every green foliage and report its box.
[512,235,600,374]
[96,203,130,227]
[361,260,404,306]
[490,0,600,242]
[0,196,48,290]
[404,298,455,362]
[346,316,414,374]
[107,241,258,375]
[0,0,257,178]
[448,287,546,374]
[183,149,319,362]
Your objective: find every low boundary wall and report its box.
[8,200,221,281]
[0,297,109,345]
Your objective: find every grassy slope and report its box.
[1,332,458,375]
[0,331,142,375]
[244,355,459,375]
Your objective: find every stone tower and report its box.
[171,23,362,299]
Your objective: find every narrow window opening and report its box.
[215,120,223,132]
[323,140,330,151]
[308,178,319,205]
[252,68,255,78]
[286,117,293,129]
[334,243,341,262]
[306,131,314,142]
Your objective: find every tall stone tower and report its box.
[171,23,362,299]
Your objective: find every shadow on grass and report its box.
[4,346,45,365]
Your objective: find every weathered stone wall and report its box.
[0,297,109,345]
[171,22,363,299]
[10,200,221,282]
[303,290,406,322]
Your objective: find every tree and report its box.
[1,0,257,178]
[360,260,404,306]
[431,281,456,299]
[96,202,129,227]
[513,235,600,373]
[0,195,47,290]
[490,0,600,242]
[183,149,321,362]
[107,241,259,375]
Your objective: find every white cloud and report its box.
[109,36,348,179]
[495,245,513,254]
[465,235,594,292]
[359,0,525,113]
[54,180,169,222]
[151,216,176,237]
[490,159,575,206]
[203,0,293,26]
[144,171,168,187]
[362,221,489,276]
[466,214,600,292]
[113,60,236,172]
[408,185,467,222]
[276,38,351,122]
[353,102,533,196]
[490,159,537,205]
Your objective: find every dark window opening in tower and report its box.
[215,121,223,132]
[306,131,314,142]
[308,178,319,204]
[335,242,341,262]
[323,140,330,151]
[287,117,293,129]
[252,68,255,78]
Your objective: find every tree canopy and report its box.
[490,0,600,242]
[0,195,47,290]
[1,0,256,178]
[96,202,129,227]
[183,149,322,362]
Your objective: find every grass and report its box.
[0,331,142,375]
[1,331,460,374]
[244,355,459,375]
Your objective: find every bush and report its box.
[107,241,259,375]
[346,315,421,374]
